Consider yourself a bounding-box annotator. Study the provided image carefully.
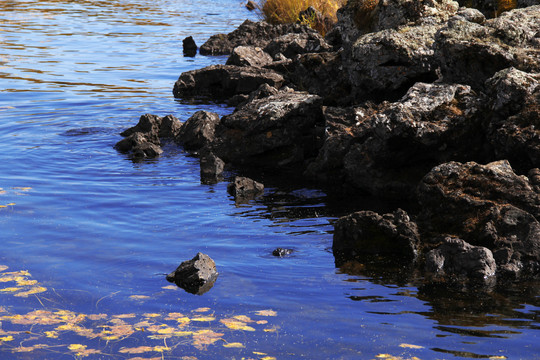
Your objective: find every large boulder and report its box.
[199,20,320,55]
[212,89,324,167]
[172,65,285,102]
[226,46,274,68]
[333,208,421,264]
[263,32,332,59]
[417,160,540,276]
[175,110,220,151]
[307,82,485,198]
[434,6,540,90]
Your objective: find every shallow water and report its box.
[0,0,538,359]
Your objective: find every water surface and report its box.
[0,0,539,359]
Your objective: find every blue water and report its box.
[0,0,538,359]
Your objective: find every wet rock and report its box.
[227,176,264,200]
[200,151,225,183]
[226,46,273,68]
[263,32,332,60]
[417,160,540,275]
[246,0,256,11]
[172,65,284,102]
[176,110,220,151]
[212,90,324,167]
[425,236,496,280]
[272,248,294,257]
[183,36,198,57]
[199,20,320,56]
[434,6,540,90]
[115,114,181,158]
[114,132,163,159]
[166,252,218,295]
[333,208,420,264]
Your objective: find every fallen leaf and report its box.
[0,266,8,272]
[192,329,223,350]
[88,314,108,321]
[153,346,171,352]
[0,335,14,342]
[129,295,150,300]
[143,313,161,318]
[223,342,244,348]
[162,285,177,290]
[14,286,47,297]
[233,315,253,323]
[15,279,38,286]
[254,309,277,317]
[220,318,255,331]
[114,313,136,319]
[193,307,211,313]
[0,287,21,292]
[68,344,86,351]
[191,316,215,322]
[44,331,58,338]
[399,343,424,349]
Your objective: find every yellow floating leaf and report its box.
[114,313,135,319]
[162,285,177,290]
[191,316,215,322]
[193,307,211,313]
[6,203,15,206]
[0,265,7,272]
[192,329,224,350]
[153,346,171,352]
[0,287,21,292]
[15,279,38,286]
[220,318,255,331]
[0,205,6,208]
[399,343,424,349]
[254,309,277,317]
[119,346,154,354]
[157,327,175,335]
[12,187,32,191]
[375,355,397,359]
[68,344,87,351]
[129,295,150,300]
[261,357,277,360]
[256,320,268,324]
[0,275,25,282]
[13,346,35,352]
[233,315,253,322]
[44,331,58,338]
[489,357,507,360]
[223,342,244,348]
[253,352,267,355]
[143,313,161,318]
[88,314,107,320]
[263,327,278,332]
[0,335,14,342]
[14,286,47,297]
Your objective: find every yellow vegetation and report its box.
[258,0,347,35]
[496,0,517,16]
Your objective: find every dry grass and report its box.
[257,0,347,35]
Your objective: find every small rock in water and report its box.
[200,151,225,183]
[227,176,264,203]
[183,36,198,57]
[166,252,218,295]
[272,248,293,257]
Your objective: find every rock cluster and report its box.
[117,1,540,285]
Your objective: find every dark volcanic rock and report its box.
[115,114,181,158]
[114,132,163,159]
[172,65,284,102]
[166,253,218,295]
[176,110,220,151]
[226,46,273,67]
[333,208,420,264]
[200,151,225,183]
[183,36,198,57]
[213,89,324,167]
[425,236,496,280]
[227,176,264,202]
[263,32,332,59]
[434,6,540,90]
[417,160,540,276]
[199,19,320,55]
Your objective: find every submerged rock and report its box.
[200,151,225,183]
[227,176,264,202]
[272,248,294,257]
[166,253,219,295]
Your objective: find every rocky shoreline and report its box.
[116,0,539,286]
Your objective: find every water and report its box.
[0,0,538,359]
